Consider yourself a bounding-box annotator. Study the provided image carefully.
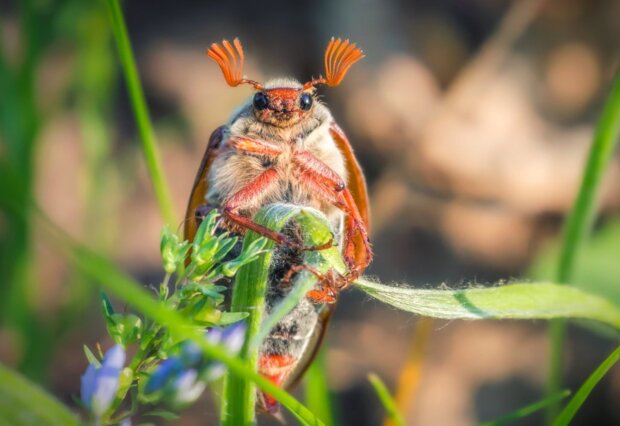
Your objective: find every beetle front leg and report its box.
[228,136,283,157]
[221,168,332,252]
[293,152,373,272]
[221,168,297,246]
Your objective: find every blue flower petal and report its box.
[170,369,206,406]
[202,362,226,382]
[145,357,184,394]
[91,367,122,417]
[79,345,126,418]
[102,344,125,369]
[80,363,97,409]
[206,327,224,345]
[220,322,246,354]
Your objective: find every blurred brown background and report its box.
[2,0,620,424]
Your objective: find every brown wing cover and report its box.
[183,125,226,242]
[329,122,370,267]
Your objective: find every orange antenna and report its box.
[303,37,364,90]
[207,38,263,90]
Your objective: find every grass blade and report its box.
[106,0,176,225]
[0,363,79,426]
[553,346,620,426]
[223,204,341,425]
[480,390,570,426]
[222,205,300,425]
[548,71,620,420]
[368,373,406,426]
[305,350,336,426]
[355,278,620,329]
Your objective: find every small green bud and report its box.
[161,226,180,274]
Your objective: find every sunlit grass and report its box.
[553,346,620,426]
[106,0,176,225]
[547,72,620,422]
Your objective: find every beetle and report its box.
[183,37,372,413]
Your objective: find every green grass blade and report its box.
[480,390,570,426]
[39,212,324,426]
[355,278,620,329]
[223,204,341,425]
[222,204,300,425]
[106,0,176,225]
[553,346,620,426]
[548,72,620,420]
[0,363,79,426]
[368,373,406,426]
[305,350,336,426]
[556,72,620,284]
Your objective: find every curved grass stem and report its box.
[547,72,620,422]
[106,0,176,226]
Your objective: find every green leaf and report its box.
[83,345,101,368]
[115,313,143,344]
[100,290,118,338]
[480,390,570,426]
[368,373,406,426]
[553,346,620,426]
[217,311,250,326]
[355,278,620,329]
[0,363,79,426]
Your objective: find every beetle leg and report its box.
[221,168,298,246]
[293,152,373,272]
[228,136,283,157]
[292,151,346,192]
[222,168,330,252]
[298,168,371,271]
[281,263,337,303]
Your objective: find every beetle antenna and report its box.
[303,37,364,90]
[207,38,263,90]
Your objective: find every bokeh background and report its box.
[1,0,620,424]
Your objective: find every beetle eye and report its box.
[253,92,269,110]
[299,93,313,111]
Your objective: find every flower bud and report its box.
[81,345,126,418]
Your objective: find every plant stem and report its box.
[106,0,176,225]
[547,72,620,422]
[553,346,620,426]
[223,222,275,425]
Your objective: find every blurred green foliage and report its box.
[0,0,115,381]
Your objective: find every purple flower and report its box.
[81,345,126,417]
[145,323,246,405]
[144,356,184,394]
[208,321,246,354]
[170,369,207,406]
[203,322,246,380]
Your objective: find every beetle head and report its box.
[207,37,364,127]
